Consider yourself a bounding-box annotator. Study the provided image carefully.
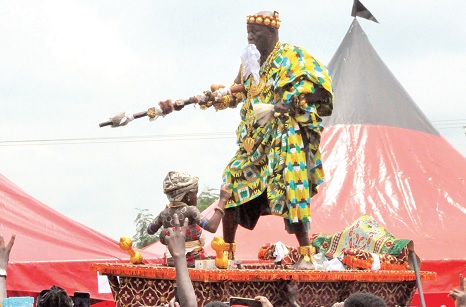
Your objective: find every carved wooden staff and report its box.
[98,96,201,128]
[99,84,245,128]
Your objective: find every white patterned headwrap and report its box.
[163,171,199,202]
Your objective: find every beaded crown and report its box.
[246,11,281,29]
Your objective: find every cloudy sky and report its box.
[1,0,465,241]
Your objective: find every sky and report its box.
[1,0,465,241]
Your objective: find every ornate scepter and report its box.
[99,84,245,128]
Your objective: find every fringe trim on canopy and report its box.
[91,263,436,283]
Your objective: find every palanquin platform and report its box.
[91,263,436,307]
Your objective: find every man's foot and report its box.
[291,256,315,270]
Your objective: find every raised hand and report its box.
[0,234,15,304]
[448,274,466,307]
[165,214,197,307]
[0,234,15,270]
[255,296,273,307]
[219,183,232,202]
[164,214,188,258]
[273,101,290,116]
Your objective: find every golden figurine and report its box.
[119,237,143,264]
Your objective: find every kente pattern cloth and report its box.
[223,43,333,225]
[311,215,411,260]
[163,171,199,202]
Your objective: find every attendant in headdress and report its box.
[148,171,231,267]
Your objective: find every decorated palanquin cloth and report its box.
[223,43,333,225]
[311,215,411,270]
[342,248,410,271]
[161,224,209,268]
[258,242,299,266]
[95,262,436,307]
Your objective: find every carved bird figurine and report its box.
[119,237,143,264]
[211,236,229,269]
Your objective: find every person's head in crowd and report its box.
[36,285,73,307]
[343,292,387,307]
[203,301,229,307]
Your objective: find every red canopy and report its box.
[0,174,161,301]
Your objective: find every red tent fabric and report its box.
[319,20,466,307]
[0,174,162,301]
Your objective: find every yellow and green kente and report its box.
[223,42,333,226]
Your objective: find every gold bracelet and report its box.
[214,207,225,216]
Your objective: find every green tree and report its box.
[132,208,159,248]
[197,185,219,212]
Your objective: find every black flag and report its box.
[351,0,379,23]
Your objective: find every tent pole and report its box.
[409,251,426,307]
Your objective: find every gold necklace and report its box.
[248,41,281,98]
[243,41,281,155]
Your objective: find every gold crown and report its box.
[246,11,280,29]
